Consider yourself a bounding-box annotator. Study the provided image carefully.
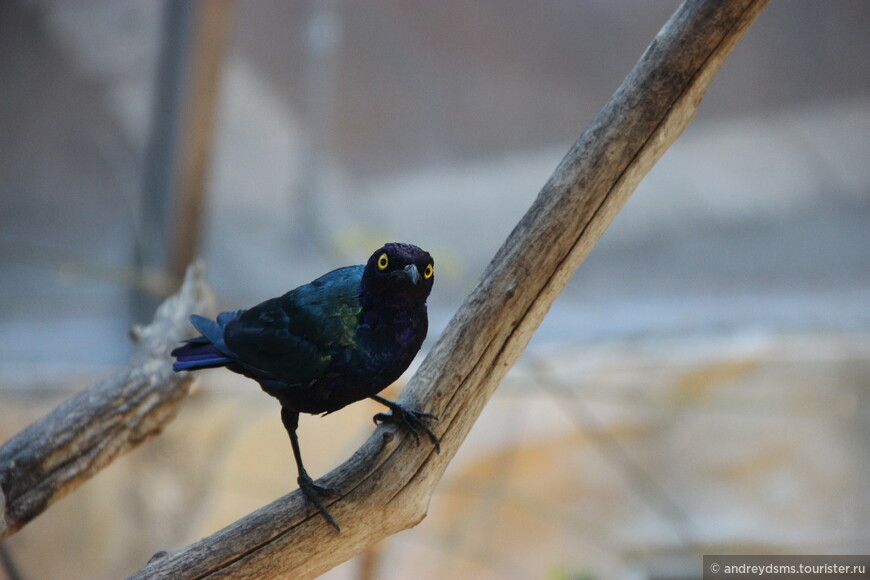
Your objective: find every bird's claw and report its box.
[297,472,340,531]
[373,405,441,453]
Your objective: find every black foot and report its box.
[297,472,340,531]
[372,397,441,453]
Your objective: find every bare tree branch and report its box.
[0,264,215,540]
[128,1,770,578]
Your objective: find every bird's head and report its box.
[361,242,434,305]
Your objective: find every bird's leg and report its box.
[280,406,340,531]
[370,395,441,453]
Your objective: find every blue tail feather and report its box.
[171,312,244,372]
[171,341,231,371]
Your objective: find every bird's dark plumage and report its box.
[171,243,438,530]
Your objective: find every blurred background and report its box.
[1,1,869,578]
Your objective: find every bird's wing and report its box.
[223,266,363,384]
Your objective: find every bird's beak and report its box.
[402,264,421,285]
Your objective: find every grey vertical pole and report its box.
[135,0,195,320]
[295,0,341,253]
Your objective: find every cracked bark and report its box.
[0,264,215,540]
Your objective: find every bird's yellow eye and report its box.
[423,264,434,279]
[377,253,389,270]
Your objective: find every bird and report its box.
[170,242,439,530]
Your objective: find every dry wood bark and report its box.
[128,1,770,578]
[0,264,214,540]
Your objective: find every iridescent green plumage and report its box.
[171,243,439,530]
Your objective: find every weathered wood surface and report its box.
[128,1,770,578]
[0,264,214,540]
